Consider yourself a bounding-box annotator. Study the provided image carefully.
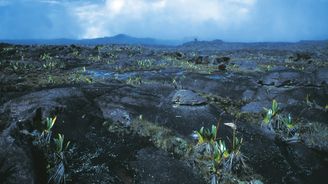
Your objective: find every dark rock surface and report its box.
[0,42,327,184]
[131,148,205,184]
[172,89,207,106]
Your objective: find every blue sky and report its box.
[0,0,327,41]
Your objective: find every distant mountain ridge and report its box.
[1,35,327,48]
[0,34,183,46]
[180,39,328,51]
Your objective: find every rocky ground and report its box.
[0,41,327,184]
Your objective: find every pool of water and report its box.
[85,70,139,80]
[205,73,233,80]
[86,69,187,81]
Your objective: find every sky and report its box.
[0,0,327,42]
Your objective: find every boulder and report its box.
[172,90,207,106]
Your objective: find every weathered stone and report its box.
[241,101,270,113]
[97,103,131,126]
[1,88,83,122]
[262,71,302,86]
[172,90,207,106]
[242,90,255,101]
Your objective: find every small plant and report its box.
[194,125,217,144]
[193,121,246,183]
[49,161,66,184]
[33,116,57,145]
[49,134,70,184]
[223,123,245,172]
[54,134,70,154]
[71,50,80,57]
[69,69,93,84]
[263,99,278,125]
[137,59,154,69]
[262,100,299,143]
[212,140,229,171]
[47,75,55,84]
[9,61,19,72]
[40,53,56,70]
[126,76,142,85]
[280,114,294,130]
[29,114,71,184]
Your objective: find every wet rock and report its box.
[242,90,255,101]
[271,66,288,72]
[172,90,207,106]
[241,101,270,113]
[262,71,302,87]
[97,103,132,126]
[95,86,161,110]
[210,56,230,65]
[131,147,205,184]
[233,60,258,71]
[168,104,220,136]
[0,88,84,123]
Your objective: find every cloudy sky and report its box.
[0,0,327,41]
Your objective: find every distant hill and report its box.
[1,35,327,49]
[180,39,328,51]
[0,34,183,46]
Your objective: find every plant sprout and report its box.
[39,116,57,144]
[194,125,217,144]
[54,134,70,154]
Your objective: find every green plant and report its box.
[29,114,70,184]
[262,100,299,143]
[137,59,154,69]
[126,76,142,85]
[263,99,278,125]
[223,123,245,172]
[35,116,57,145]
[40,53,56,70]
[49,134,70,184]
[10,61,19,72]
[213,140,229,170]
[54,134,70,154]
[194,122,246,182]
[45,116,57,132]
[47,75,55,84]
[69,70,93,84]
[194,125,217,144]
[280,114,294,130]
[71,50,79,57]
